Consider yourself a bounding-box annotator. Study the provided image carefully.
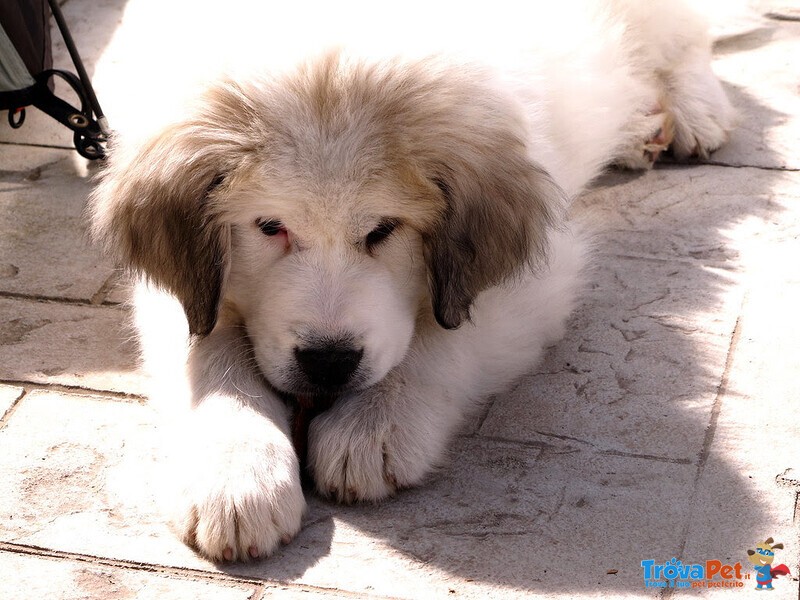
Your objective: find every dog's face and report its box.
[222,171,433,398]
[89,54,563,400]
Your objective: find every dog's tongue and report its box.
[291,394,335,487]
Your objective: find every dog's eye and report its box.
[365,219,399,252]
[256,219,286,236]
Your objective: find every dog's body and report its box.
[89,0,734,561]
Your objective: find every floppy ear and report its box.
[88,82,257,335]
[421,130,565,330]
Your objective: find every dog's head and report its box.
[89,54,564,399]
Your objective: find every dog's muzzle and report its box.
[288,337,364,485]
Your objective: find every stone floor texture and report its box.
[1,1,800,598]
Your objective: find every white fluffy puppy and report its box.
[89,0,734,561]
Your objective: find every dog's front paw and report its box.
[165,410,305,561]
[307,391,442,504]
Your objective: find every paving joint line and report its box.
[0,290,122,308]
[0,379,145,404]
[249,585,268,600]
[0,542,395,599]
[692,310,744,487]
[0,388,27,432]
[597,449,693,465]
[470,432,692,465]
[705,161,800,173]
[602,251,739,271]
[665,295,746,583]
[90,272,123,306]
[0,140,74,152]
[0,543,260,594]
[472,394,497,433]
[465,433,555,451]
[655,160,800,173]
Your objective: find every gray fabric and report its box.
[0,23,35,93]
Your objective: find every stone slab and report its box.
[479,251,742,460]
[0,389,697,598]
[579,166,800,268]
[483,164,798,466]
[0,298,143,395]
[711,19,800,170]
[0,390,197,564]
[0,364,792,599]
[0,385,24,421]
[231,443,697,598]
[0,151,116,302]
[680,226,800,598]
[0,550,259,600]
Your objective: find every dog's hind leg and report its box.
[610,0,735,166]
[658,50,736,160]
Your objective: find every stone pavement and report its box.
[1,1,799,598]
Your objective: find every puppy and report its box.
[89,0,733,561]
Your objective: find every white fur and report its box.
[104,0,735,562]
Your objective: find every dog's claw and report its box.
[223,547,234,561]
[614,107,675,170]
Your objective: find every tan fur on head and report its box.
[88,82,265,335]
[88,53,562,336]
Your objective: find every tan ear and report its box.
[368,62,569,329]
[88,82,257,335]
[419,123,564,330]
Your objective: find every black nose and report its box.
[294,341,363,388]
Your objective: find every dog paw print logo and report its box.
[747,537,791,590]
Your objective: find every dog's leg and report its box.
[610,1,735,168]
[308,228,585,503]
[660,49,736,160]
[142,296,305,561]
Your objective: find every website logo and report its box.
[641,537,792,591]
[641,558,746,589]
